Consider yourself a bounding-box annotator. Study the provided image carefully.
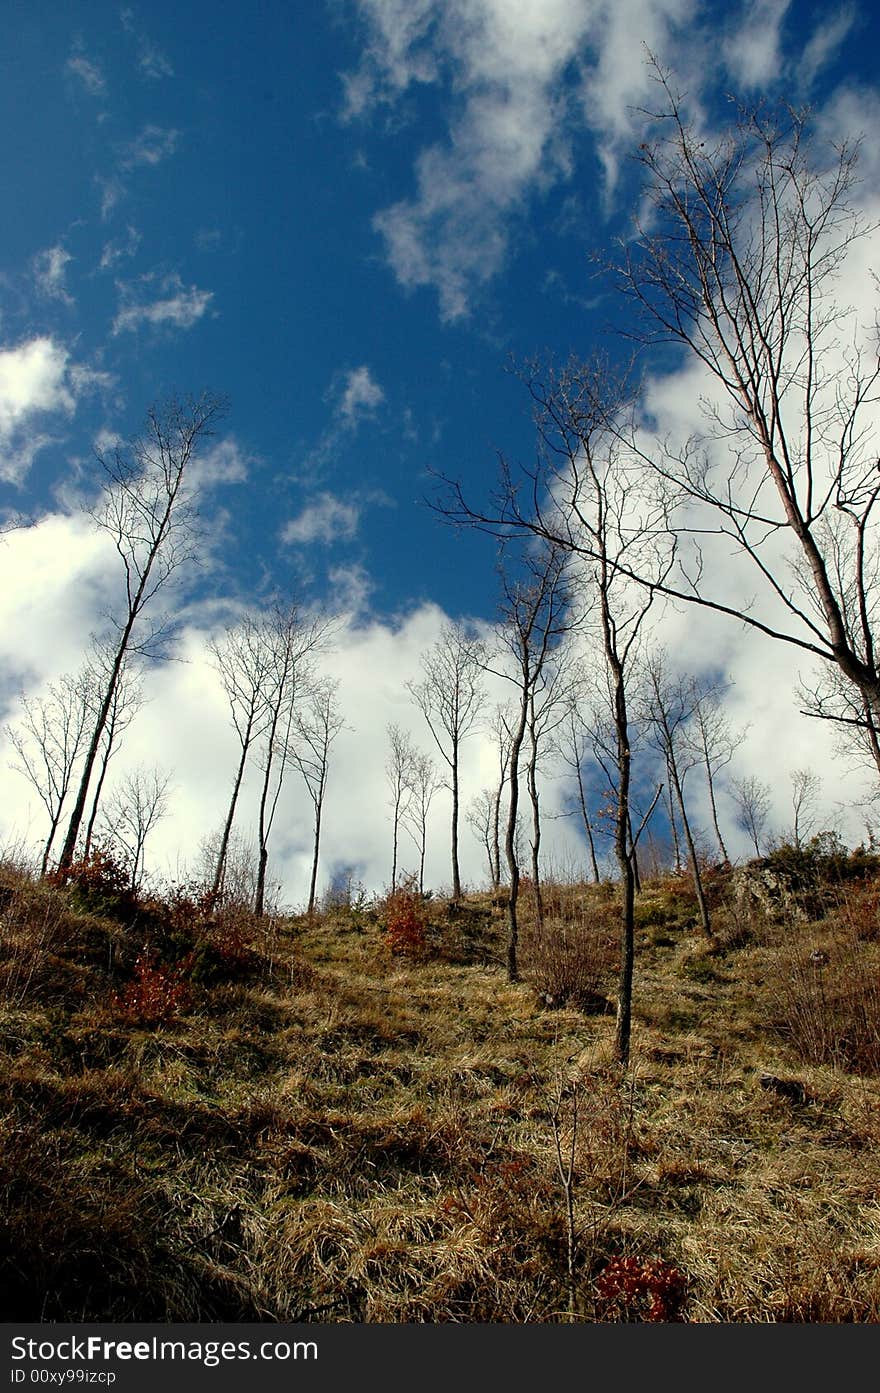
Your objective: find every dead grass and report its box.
[1,857,880,1321]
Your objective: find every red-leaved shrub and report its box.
[596,1254,687,1322]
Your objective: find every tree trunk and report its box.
[574,758,600,883]
[307,800,322,915]
[212,738,251,897]
[505,697,529,983]
[451,747,462,900]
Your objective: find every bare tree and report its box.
[57,392,226,875]
[790,767,822,850]
[253,606,329,916]
[486,705,513,890]
[6,669,96,874]
[557,696,602,884]
[209,613,274,897]
[407,623,485,900]
[386,723,417,892]
[291,678,344,915]
[615,73,880,733]
[487,545,572,980]
[466,787,496,889]
[641,650,711,937]
[82,652,144,859]
[686,683,740,864]
[523,650,579,931]
[443,363,670,1060]
[403,749,440,895]
[731,774,773,858]
[98,763,171,890]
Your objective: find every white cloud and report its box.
[0,503,867,901]
[96,176,126,222]
[0,338,76,483]
[349,0,695,319]
[120,8,175,80]
[339,365,385,424]
[99,226,141,271]
[188,438,250,490]
[112,272,213,334]
[281,492,360,546]
[66,48,106,97]
[799,6,857,90]
[120,125,178,170]
[722,0,791,90]
[32,246,74,306]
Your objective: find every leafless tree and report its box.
[209,613,274,897]
[403,749,440,895]
[442,362,669,1060]
[407,623,485,900]
[98,763,171,890]
[487,545,572,980]
[790,767,822,850]
[731,774,773,857]
[291,678,344,915]
[523,649,579,930]
[253,606,329,916]
[83,652,144,859]
[685,683,740,864]
[6,668,96,874]
[615,71,880,734]
[466,787,496,889]
[386,722,417,892]
[486,704,513,890]
[57,392,226,874]
[641,650,711,937]
[556,697,602,884]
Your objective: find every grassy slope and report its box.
[1,860,879,1322]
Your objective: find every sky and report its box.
[1,0,879,904]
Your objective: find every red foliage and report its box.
[49,846,131,898]
[113,952,190,1025]
[596,1254,687,1322]
[384,880,427,957]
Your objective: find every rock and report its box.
[731,864,810,923]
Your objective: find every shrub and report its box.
[763,935,880,1073]
[113,952,190,1025]
[521,921,616,1011]
[595,1254,687,1322]
[50,846,137,921]
[383,880,427,957]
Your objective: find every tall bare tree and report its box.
[615,73,880,733]
[731,774,773,858]
[253,606,329,916]
[443,363,669,1060]
[557,696,602,884]
[98,763,171,890]
[57,392,226,874]
[83,652,144,859]
[641,650,711,937]
[487,545,572,981]
[386,723,417,892]
[291,678,344,915]
[209,613,274,897]
[790,767,822,850]
[685,683,739,865]
[6,668,96,874]
[403,749,440,896]
[407,623,485,900]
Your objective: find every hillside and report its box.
[1,850,879,1323]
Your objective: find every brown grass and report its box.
[1,858,880,1321]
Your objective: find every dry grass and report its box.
[1,857,879,1321]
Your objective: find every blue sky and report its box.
[1,1,878,900]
